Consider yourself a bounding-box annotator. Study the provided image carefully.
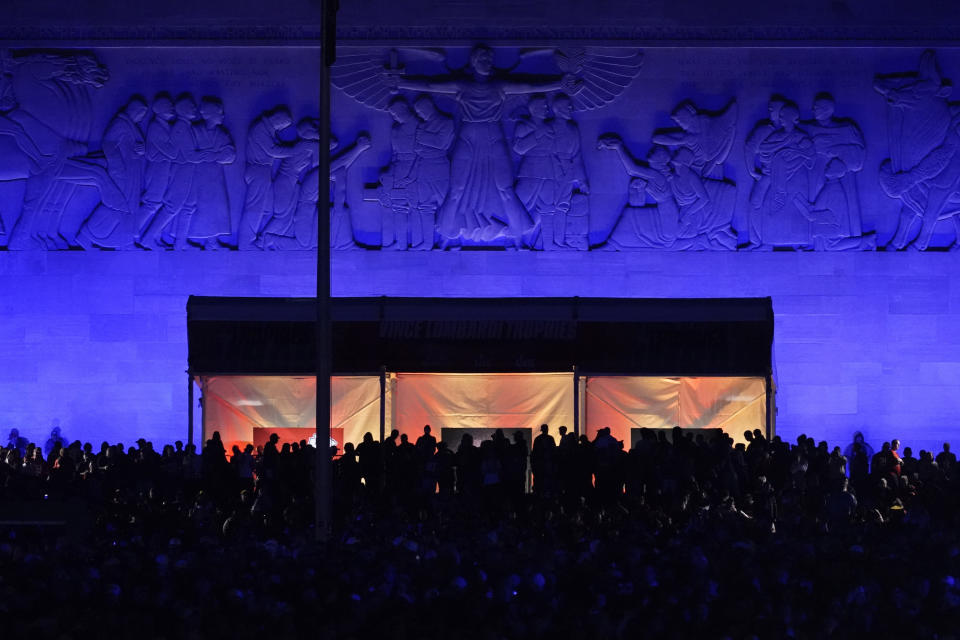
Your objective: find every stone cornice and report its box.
[1,23,960,45]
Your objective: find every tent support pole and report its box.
[187,372,194,448]
[765,371,775,441]
[573,365,580,436]
[200,378,207,448]
[379,366,387,442]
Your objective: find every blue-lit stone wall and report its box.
[3,42,960,456]
[0,252,316,446]
[335,250,960,456]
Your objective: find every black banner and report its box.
[187,297,773,376]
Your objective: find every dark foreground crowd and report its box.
[3,424,960,639]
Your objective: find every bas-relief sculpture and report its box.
[0,45,959,253]
[0,50,109,249]
[134,94,237,250]
[366,95,450,251]
[337,44,642,250]
[599,100,739,250]
[877,51,960,251]
[0,48,370,252]
[741,95,872,251]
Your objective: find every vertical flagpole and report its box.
[315,0,336,543]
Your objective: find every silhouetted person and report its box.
[507,430,528,500]
[901,446,918,477]
[356,432,383,494]
[455,433,481,496]
[849,442,869,491]
[7,429,27,456]
[844,431,875,462]
[530,424,556,495]
[871,441,891,478]
[44,425,66,457]
[416,425,437,461]
[335,442,361,503]
[261,432,280,479]
[396,433,417,497]
[890,438,903,476]
[383,429,400,486]
[436,441,456,496]
[936,442,956,477]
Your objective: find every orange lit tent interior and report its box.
[186,297,775,454]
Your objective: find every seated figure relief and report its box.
[599,99,737,251]
[598,140,679,250]
[877,50,960,251]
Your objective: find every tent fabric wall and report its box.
[585,377,681,449]
[200,373,765,456]
[201,375,386,453]
[585,376,766,448]
[393,373,575,443]
[678,377,767,445]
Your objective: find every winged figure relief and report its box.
[332,45,643,249]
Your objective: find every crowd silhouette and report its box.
[3,423,960,639]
